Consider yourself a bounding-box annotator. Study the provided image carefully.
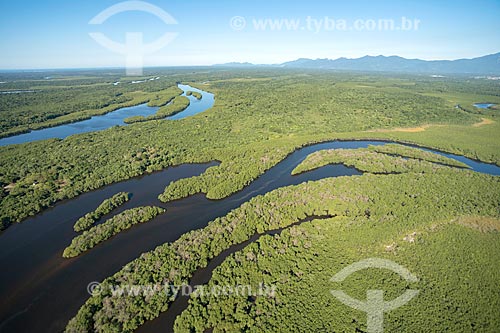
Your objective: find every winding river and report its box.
[0,84,214,147]
[0,86,499,332]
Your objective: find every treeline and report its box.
[0,75,185,137]
[0,90,156,139]
[73,192,131,232]
[158,142,468,205]
[0,88,131,136]
[158,141,296,202]
[2,71,499,230]
[291,146,466,176]
[66,166,500,332]
[176,206,500,332]
[186,91,202,100]
[124,96,190,124]
[146,86,183,107]
[367,144,469,168]
[63,206,165,258]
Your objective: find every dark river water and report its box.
[0,137,498,333]
[0,84,499,332]
[0,84,215,147]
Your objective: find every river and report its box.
[1,85,500,332]
[0,84,215,147]
[0,136,499,332]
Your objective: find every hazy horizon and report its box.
[1,51,499,72]
[1,0,500,70]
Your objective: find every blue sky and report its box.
[1,0,499,69]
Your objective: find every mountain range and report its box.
[214,53,500,75]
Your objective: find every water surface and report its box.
[474,103,496,109]
[0,84,214,146]
[0,139,498,333]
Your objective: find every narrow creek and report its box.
[137,214,335,333]
[0,137,498,333]
[1,82,500,332]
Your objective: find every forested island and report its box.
[0,68,499,333]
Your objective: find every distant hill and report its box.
[213,62,257,67]
[216,53,500,75]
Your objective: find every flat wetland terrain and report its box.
[0,69,499,333]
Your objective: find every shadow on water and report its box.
[0,137,499,332]
[138,214,334,333]
[134,139,500,333]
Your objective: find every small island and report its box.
[186,90,202,100]
[63,206,165,258]
[124,95,191,123]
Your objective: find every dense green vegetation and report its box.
[1,70,499,232]
[0,90,142,138]
[176,216,500,332]
[186,91,202,100]
[63,206,165,258]
[2,69,499,332]
[367,143,469,168]
[0,80,124,133]
[367,120,500,164]
[146,86,183,107]
[65,161,500,332]
[73,192,131,232]
[124,95,190,123]
[291,147,463,175]
[0,74,188,137]
[159,143,470,203]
